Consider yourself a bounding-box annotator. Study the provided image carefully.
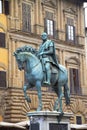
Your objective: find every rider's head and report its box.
[41,32,48,41]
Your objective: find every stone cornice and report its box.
[41,0,57,7]
[9,32,85,55]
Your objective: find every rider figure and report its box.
[38,32,59,85]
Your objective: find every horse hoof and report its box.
[36,106,42,111]
[25,97,31,103]
[59,110,63,114]
[27,99,31,103]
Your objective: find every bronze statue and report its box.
[14,32,70,113]
[38,32,59,85]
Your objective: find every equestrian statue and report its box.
[13,32,70,113]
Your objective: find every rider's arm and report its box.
[41,46,53,55]
[39,41,54,55]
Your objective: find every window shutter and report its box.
[22,3,31,32]
[70,68,81,95]
[73,26,76,43]
[75,69,81,94]
[4,0,9,15]
[53,21,57,39]
[69,68,73,94]
[0,32,5,47]
[44,18,47,33]
[0,71,6,87]
[65,24,68,41]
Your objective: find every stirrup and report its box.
[43,81,51,85]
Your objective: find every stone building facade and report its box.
[0,0,87,125]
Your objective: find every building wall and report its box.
[0,0,87,124]
[0,5,8,121]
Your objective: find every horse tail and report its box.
[64,83,70,105]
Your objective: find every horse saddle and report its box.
[51,65,58,74]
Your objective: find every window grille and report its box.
[76,116,82,124]
[22,3,31,32]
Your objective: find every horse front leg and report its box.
[54,98,59,111]
[36,81,42,111]
[23,84,31,103]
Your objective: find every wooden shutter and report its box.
[4,0,9,15]
[44,18,47,33]
[65,24,68,41]
[73,26,76,43]
[53,21,57,39]
[0,71,6,87]
[69,68,74,94]
[0,32,5,47]
[75,69,81,94]
[70,68,80,94]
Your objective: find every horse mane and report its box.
[15,45,37,56]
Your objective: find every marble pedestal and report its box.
[27,111,72,130]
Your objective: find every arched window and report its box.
[65,57,81,95]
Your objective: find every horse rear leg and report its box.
[64,82,70,105]
[54,85,63,113]
[36,81,42,111]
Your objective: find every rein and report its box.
[31,61,40,70]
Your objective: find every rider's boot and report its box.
[44,69,51,85]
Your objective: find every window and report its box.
[4,0,9,15]
[44,11,56,38]
[76,116,82,124]
[0,71,6,87]
[22,3,31,32]
[0,0,9,15]
[66,18,75,42]
[47,19,53,36]
[0,0,2,13]
[69,68,81,94]
[68,25,74,41]
[0,32,5,47]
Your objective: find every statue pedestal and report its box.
[27,111,72,130]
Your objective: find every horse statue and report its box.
[14,45,70,113]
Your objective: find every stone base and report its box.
[27,111,72,130]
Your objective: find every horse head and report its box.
[14,46,38,71]
[14,51,26,71]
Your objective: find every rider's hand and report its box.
[38,52,44,56]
